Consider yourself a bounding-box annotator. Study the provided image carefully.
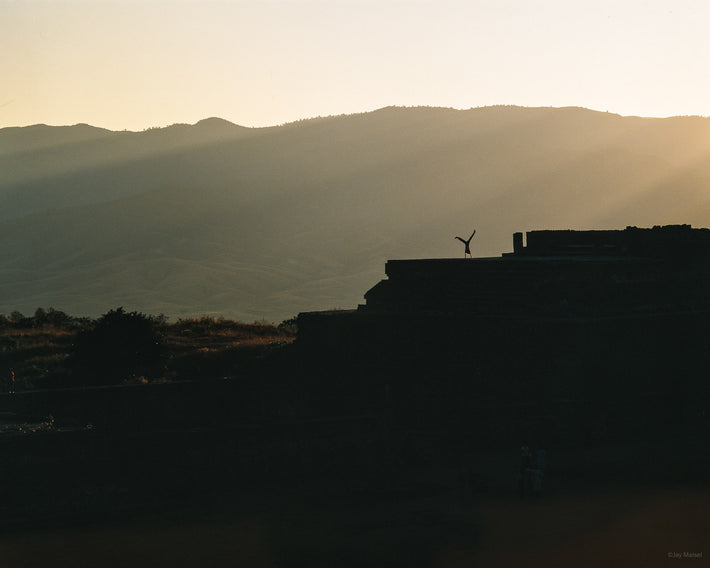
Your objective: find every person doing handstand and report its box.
[455,230,476,258]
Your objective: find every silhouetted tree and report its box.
[45,307,73,327]
[70,307,164,385]
[9,311,28,327]
[33,307,48,325]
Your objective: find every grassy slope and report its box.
[2,107,710,321]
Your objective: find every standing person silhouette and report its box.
[9,369,15,395]
[455,230,476,258]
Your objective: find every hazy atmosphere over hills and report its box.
[2,106,710,322]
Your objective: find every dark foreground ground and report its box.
[3,483,703,568]
[0,383,706,568]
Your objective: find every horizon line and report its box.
[3,104,709,133]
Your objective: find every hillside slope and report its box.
[2,106,710,321]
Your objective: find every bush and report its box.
[70,308,165,385]
[278,316,298,334]
[9,311,29,327]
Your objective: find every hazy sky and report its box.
[3,0,710,130]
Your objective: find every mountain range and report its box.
[2,106,710,322]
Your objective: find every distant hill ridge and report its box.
[1,106,709,321]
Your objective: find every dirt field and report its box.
[0,433,706,568]
[0,486,706,568]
